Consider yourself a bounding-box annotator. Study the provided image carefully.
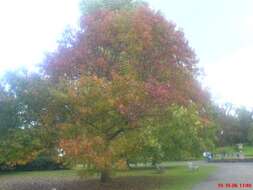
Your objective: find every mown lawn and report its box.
[215,145,253,157]
[242,145,253,157]
[0,164,216,190]
[118,165,216,190]
[215,146,236,154]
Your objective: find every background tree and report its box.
[214,104,253,146]
[236,107,253,143]
[0,71,58,168]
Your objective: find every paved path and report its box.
[193,163,253,190]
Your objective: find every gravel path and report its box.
[192,163,253,190]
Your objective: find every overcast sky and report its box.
[0,0,253,107]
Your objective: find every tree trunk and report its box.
[126,159,131,169]
[100,170,111,183]
[152,159,157,167]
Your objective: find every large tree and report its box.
[42,0,213,182]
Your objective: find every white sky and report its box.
[0,0,80,73]
[1,0,253,108]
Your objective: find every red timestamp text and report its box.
[218,183,253,188]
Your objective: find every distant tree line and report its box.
[214,103,253,146]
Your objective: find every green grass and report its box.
[159,166,216,190]
[242,145,253,157]
[120,165,216,190]
[215,145,253,158]
[215,146,236,154]
[0,164,216,190]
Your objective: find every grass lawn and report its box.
[119,165,216,190]
[242,145,253,157]
[215,145,253,158]
[0,164,216,190]
[215,146,236,154]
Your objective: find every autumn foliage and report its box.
[41,0,213,182]
[45,4,203,106]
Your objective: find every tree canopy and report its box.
[42,0,214,182]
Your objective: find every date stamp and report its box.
[218,183,253,188]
